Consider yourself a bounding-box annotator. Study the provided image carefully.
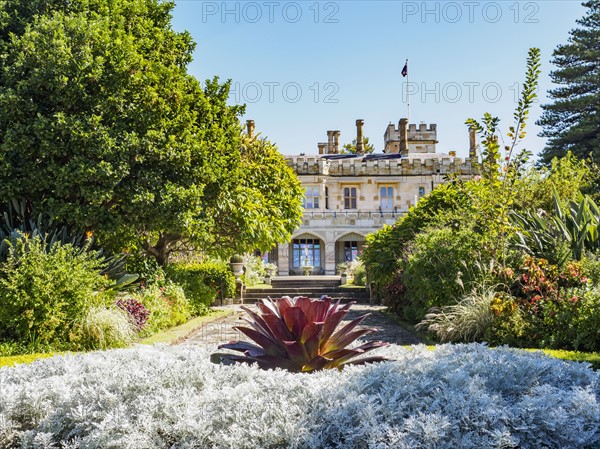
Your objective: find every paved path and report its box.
[182,304,424,347]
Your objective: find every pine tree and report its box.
[537,1,600,165]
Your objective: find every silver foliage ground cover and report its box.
[0,344,599,448]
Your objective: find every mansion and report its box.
[256,118,479,276]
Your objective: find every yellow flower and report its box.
[86,230,94,239]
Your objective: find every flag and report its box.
[401,61,408,77]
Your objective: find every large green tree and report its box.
[537,0,600,164]
[0,0,302,265]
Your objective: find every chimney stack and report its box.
[327,130,334,154]
[318,142,326,155]
[246,120,255,139]
[333,130,341,154]
[399,118,409,156]
[355,119,365,154]
[469,126,477,159]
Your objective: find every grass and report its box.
[139,308,233,345]
[0,352,61,368]
[246,284,272,290]
[530,348,600,370]
[0,308,234,367]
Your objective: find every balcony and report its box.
[301,209,406,228]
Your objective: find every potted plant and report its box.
[264,262,278,277]
[229,254,244,276]
[336,262,349,276]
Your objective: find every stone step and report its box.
[243,289,370,303]
[269,282,342,289]
[246,286,352,295]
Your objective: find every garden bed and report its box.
[1,343,599,448]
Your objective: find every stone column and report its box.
[399,118,409,156]
[333,130,341,154]
[246,120,255,139]
[469,126,477,159]
[356,119,365,154]
[327,130,334,155]
[277,243,290,276]
[324,240,336,275]
[318,142,326,155]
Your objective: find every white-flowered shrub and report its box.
[1,344,599,448]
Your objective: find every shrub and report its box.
[417,287,497,343]
[125,252,165,287]
[230,254,244,263]
[350,261,367,286]
[116,298,150,330]
[399,226,488,322]
[71,306,136,350]
[135,282,190,336]
[570,287,600,352]
[241,255,266,286]
[1,345,599,448]
[166,261,235,312]
[362,181,469,288]
[0,236,111,346]
[582,253,600,284]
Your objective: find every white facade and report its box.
[273,118,478,276]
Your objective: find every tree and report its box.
[342,137,375,154]
[537,0,600,165]
[195,132,303,257]
[0,0,303,265]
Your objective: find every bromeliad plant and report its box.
[213,296,390,373]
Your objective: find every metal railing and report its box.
[303,208,407,219]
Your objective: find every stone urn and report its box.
[229,255,244,276]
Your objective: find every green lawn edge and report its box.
[246,284,272,290]
[138,308,234,345]
[0,352,61,368]
[0,308,234,368]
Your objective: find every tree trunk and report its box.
[142,233,180,267]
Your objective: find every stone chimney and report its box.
[246,120,255,139]
[355,119,365,154]
[399,118,409,156]
[318,143,326,155]
[327,130,334,154]
[333,130,340,154]
[469,126,477,159]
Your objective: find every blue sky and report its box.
[171,1,586,159]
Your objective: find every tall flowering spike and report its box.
[214,296,391,373]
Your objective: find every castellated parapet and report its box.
[384,120,438,154]
[286,155,477,177]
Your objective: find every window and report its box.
[303,186,320,209]
[344,187,357,209]
[380,186,393,210]
[418,186,426,198]
[292,239,321,268]
[344,241,359,262]
[325,187,329,209]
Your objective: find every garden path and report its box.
[182,304,424,347]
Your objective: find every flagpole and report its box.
[405,59,410,123]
